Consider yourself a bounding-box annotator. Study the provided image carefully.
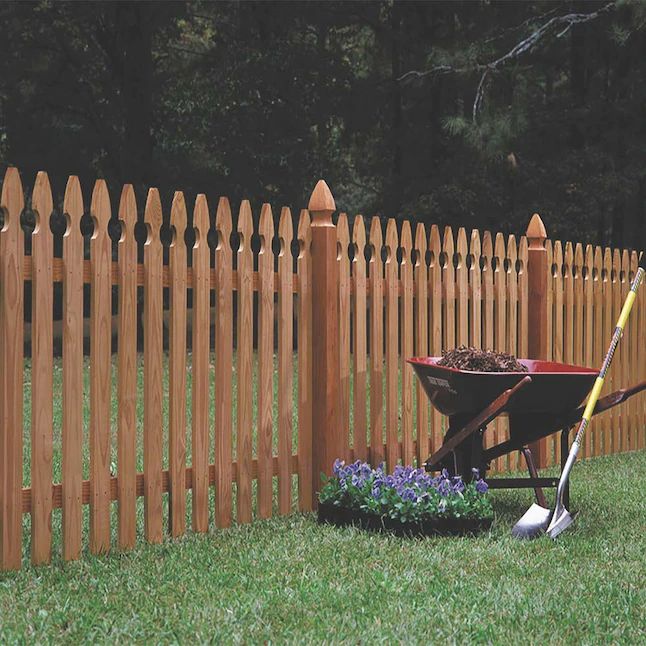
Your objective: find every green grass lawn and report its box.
[1,450,644,643]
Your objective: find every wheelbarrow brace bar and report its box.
[424,375,532,471]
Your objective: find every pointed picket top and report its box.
[518,235,528,273]
[545,238,553,268]
[237,200,254,254]
[32,171,53,236]
[143,188,162,244]
[353,214,367,260]
[193,194,210,241]
[170,191,187,239]
[621,248,630,281]
[118,184,137,236]
[215,197,232,246]
[584,244,593,274]
[308,179,335,224]
[482,230,493,259]
[574,242,583,273]
[470,229,482,258]
[612,248,621,281]
[296,208,311,254]
[400,220,412,261]
[442,225,455,259]
[369,216,383,261]
[526,213,547,248]
[414,222,427,267]
[336,212,349,259]
[564,241,574,278]
[494,231,506,263]
[593,246,602,275]
[63,176,84,235]
[1,166,24,228]
[429,223,441,260]
[507,234,517,268]
[603,247,612,283]
[90,179,111,235]
[258,202,274,246]
[456,227,468,262]
[278,206,293,251]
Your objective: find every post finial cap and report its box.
[308,179,335,214]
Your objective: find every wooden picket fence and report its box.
[0,167,644,570]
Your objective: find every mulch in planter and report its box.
[437,346,527,372]
[317,502,493,537]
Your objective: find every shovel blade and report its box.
[511,503,552,540]
[546,507,576,539]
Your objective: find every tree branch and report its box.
[398,2,616,123]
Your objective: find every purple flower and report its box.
[475,479,489,494]
[372,485,382,499]
[333,459,345,476]
[471,467,480,480]
[438,479,452,497]
[401,488,416,502]
[452,476,465,494]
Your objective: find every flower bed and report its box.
[318,461,493,537]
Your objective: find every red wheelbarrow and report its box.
[408,357,645,509]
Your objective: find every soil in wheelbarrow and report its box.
[437,346,527,372]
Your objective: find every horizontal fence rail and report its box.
[0,166,644,570]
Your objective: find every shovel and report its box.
[512,250,645,540]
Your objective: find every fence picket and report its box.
[117,184,138,549]
[237,201,254,522]
[297,209,313,509]
[89,180,112,554]
[573,244,584,450]
[611,249,621,452]
[143,189,164,543]
[428,225,443,455]
[493,233,507,471]
[414,223,428,466]
[168,191,187,537]
[337,213,351,460]
[628,252,639,449]
[0,168,24,570]
[30,172,54,565]
[400,221,414,466]
[214,198,233,528]
[62,176,84,561]
[277,207,293,514]
[257,204,274,518]
[506,235,518,470]
[352,215,368,462]
[469,230,482,349]
[620,250,630,451]
[550,241,564,465]
[481,232,494,459]
[385,219,399,469]
[369,217,384,466]
[583,245,593,457]
[592,246,603,456]
[191,194,210,532]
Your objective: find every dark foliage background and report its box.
[1,0,644,246]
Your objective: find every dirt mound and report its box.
[437,346,527,372]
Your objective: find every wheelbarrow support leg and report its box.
[521,447,546,508]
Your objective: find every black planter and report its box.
[317,501,492,537]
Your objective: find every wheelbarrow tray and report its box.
[408,357,597,418]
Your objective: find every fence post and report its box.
[526,213,549,468]
[308,180,341,508]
